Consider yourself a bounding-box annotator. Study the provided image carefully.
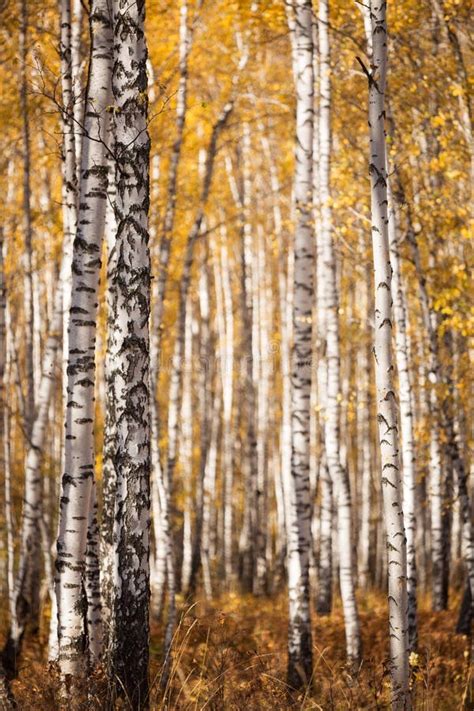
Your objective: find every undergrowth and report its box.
[7,590,470,709]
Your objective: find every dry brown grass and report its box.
[7,589,470,710]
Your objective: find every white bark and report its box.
[388,185,418,649]
[106,1,151,705]
[212,225,234,586]
[198,261,217,599]
[71,0,84,182]
[366,2,410,706]
[149,153,168,619]
[56,0,112,682]
[180,296,194,595]
[357,274,373,589]
[0,305,14,705]
[286,0,314,688]
[1,244,17,709]
[100,167,118,658]
[254,224,270,593]
[318,0,361,666]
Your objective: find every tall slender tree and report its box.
[56,0,113,687]
[106,1,152,707]
[363,1,411,707]
[285,0,314,689]
[388,183,418,651]
[317,0,361,667]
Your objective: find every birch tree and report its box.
[180,295,194,594]
[197,261,218,599]
[388,184,418,650]
[105,1,152,706]
[363,2,411,706]
[317,0,361,667]
[56,0,113,687]
[213,225,234,586]
[0,231,15,708]
[285,0,314,689]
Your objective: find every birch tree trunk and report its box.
[357,268,373,589]
[0,233,16,708]
[106,1,152,706]
[254,224,270,594]
[100,176,118,660]
[56,0,112,687]
[365,3,411,706]
[201,383,221,600]
[212,226,234,587]
[71,0,84,184]
[318,0,361,667]
[286,0,314,689]
[149,154,168,618]
[388,185,418,650]
[180,296,194,595]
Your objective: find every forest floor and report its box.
[6,589,470,710]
